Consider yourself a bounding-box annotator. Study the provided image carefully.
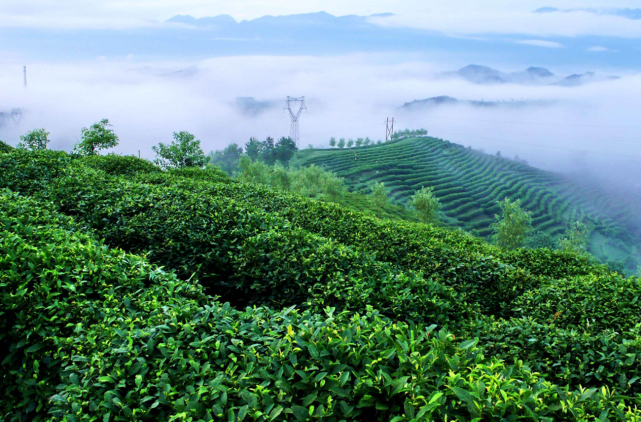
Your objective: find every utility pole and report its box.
[23,66,27,88]
[385,117,395,142]
[285,96,307,148]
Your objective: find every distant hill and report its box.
[400,96,554,110]
[297,137,640,272]
[445,64,619,86]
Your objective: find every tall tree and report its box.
[274,137,298,166]
[355,138,363,147]
[18,129,50,150]
[74,119,119,155]
[262,137,276,165]
[410,186,441,223]
[347,139,354,148]
[329,137,336,148]
[490,198,532,249]
[209,143,244,175]
[245,137,262,162]
[152,131,208,169]
[337,138,346,149]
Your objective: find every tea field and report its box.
[1,149,641,421]
[296,136,641,272]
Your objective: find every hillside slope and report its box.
[2,150,641,420]
[296,137,640,270]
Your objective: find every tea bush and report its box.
[2,150,641,420]
[77,154,161,176]
[1,190,640,421]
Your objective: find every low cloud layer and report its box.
[1,55,640,189]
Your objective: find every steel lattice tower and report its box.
[285,96,307,147]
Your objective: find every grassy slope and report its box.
[296,137,640,270]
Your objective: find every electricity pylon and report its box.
[285,96,307,147]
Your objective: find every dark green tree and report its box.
[209,143,244,175]
[74,119,119,155]
[274,137,298,166]
[329,137,336,148]
[152,131,208,169]
[337,138,346,149]
[245,137,262,162]
[262,137,276,165]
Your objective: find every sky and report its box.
[1,0,641,189]
[1,0,641,38]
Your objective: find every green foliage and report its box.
[369,182,389,209]
[0,140,13,153]
[294,136,639,268]
[73,119,119,155]
[410,186,441,223]
[18,128,50,150]
[2,191,640,421]
[337,138,345,149]
[245,136,262,161]
[77,154,160,176]
[391,128,428,140]
[152,131,208,169]
[559,221,590,252]
[237,157,345,202]
[491,198,532,249]
[209,142,243,175]
[525,230,557,250]
[606,259,626,275]
[355,138,363,147]
[347,139,354,148]
[213,137,298,173]
[4,149,641,419]
[329,137,336,147]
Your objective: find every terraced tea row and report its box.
[297,137,639,265]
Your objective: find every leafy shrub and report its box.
[169,165,231,183]
[471,316,641,395]
[0,149,72,195]
[1,193,639,421]
[0,139,14,153]
[43,167,467,326]
[511,273,641,332]
[77,154,161,176]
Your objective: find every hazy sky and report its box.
[1,0,641,188]
[2,0,641,38]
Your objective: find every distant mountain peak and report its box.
[524,67,554,77]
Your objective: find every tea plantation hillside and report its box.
[296,136,640,270]
[2,150,641,421]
